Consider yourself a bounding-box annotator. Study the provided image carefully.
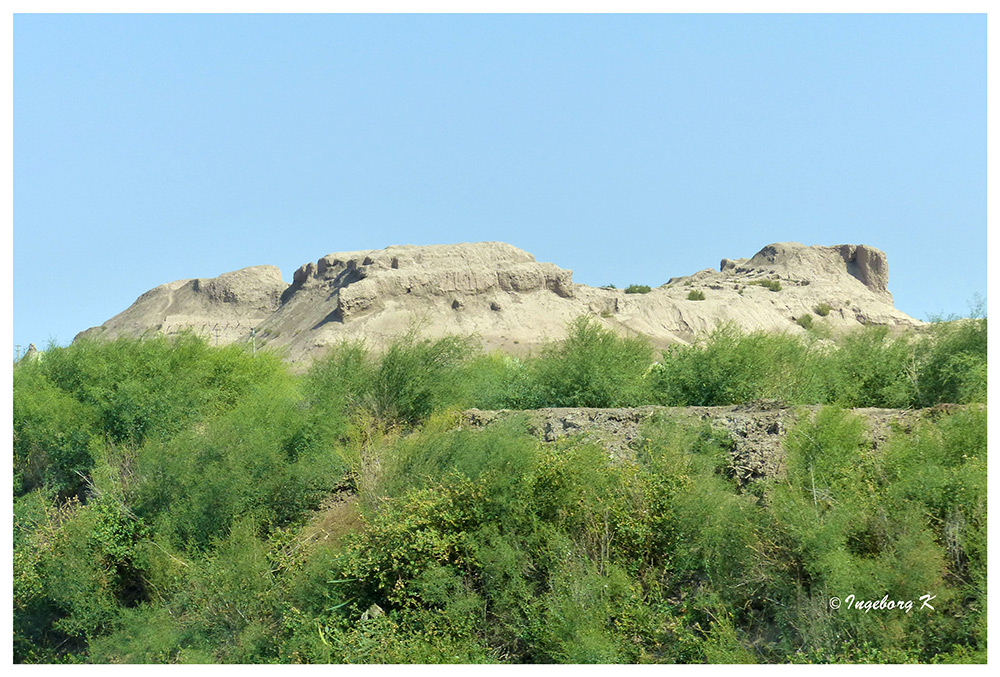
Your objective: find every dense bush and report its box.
[12,316,987,664]
[624,284,651,294]
[300,315,989,416]
[820,326,917,407]
[13,367,98,498]
[14,334,287,500]
[645,321,985,410]
[129,379,345,551]
[648,324,822,405]
[305,333,475,426]
[760,407,987,662]
[12,336,345,661]
[293,409,984,663]
[38,334,286,445]
[457,352,539,410]
[529,316,655,407]
[914,316,987,406]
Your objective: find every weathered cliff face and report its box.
[730,242,891,300]
[76,241,920,364]
[266,242,573,337]
[75,265,285,345]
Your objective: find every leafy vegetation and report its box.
[646,320,986,409]
[750,278,782,292]
[624,284,651,294]
[12,314,987,664]
[528,316,654,408]
[687,290,706,301]
[814,302,832,317]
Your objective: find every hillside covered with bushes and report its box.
[13,315,986,663]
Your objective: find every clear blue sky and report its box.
[13,13,986,352]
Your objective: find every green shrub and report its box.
[648,324,821,405]
[814,303,832,317]
[303,340,371,413]
[373,419,537,505]
[750,279,782,292]
[323,424,687,663]
[26,334,285,447]
[530,560,639,662]
[131,376,344,551]
[14,497,141,662]
[89,518,288,663]
[11,312,989,663]
[14,335,288,499]
[13,366,98,498]
[883,408,986,581]
[913,317,986,406]
[795,314,813,330]
[759,407,983,662]
[624,284,651,294]
[531,316,655,407]
[459,353,541,410]
[369,334,474,424]
[821,326,916,408]
[307,333,475,426]
[687,290,706,301]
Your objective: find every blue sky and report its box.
[13,13,986,352]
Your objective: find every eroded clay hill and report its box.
[77,241,920,364]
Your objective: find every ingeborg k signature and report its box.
[828,594,936,613]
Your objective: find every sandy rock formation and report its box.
[21,343,40,363]
[76,241,920,364]
[75,265,285,345]
[739,243,891,300]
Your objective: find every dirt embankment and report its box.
[461,403,967,484]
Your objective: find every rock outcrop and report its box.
[21,343,40,363]
[76,265,285,345]
[738,242,891,300]
[76,241,920,364]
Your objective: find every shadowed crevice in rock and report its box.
[838,244,889,297]
[311,308,344,330]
